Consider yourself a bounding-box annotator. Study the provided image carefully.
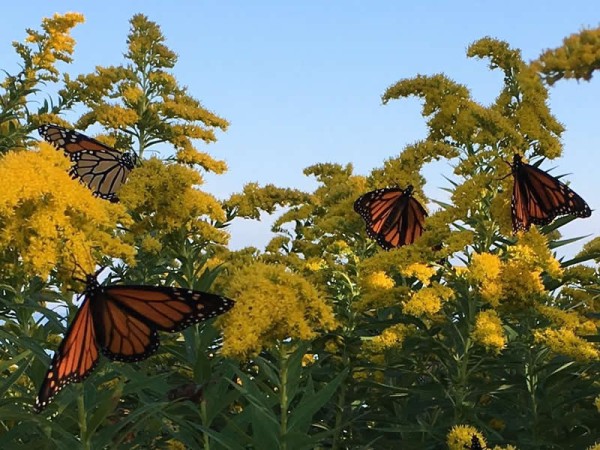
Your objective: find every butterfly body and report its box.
[510,154,591,232]
[38,125,137,202]
[354,185,427,249]
[34,274,234,412]
[464,435,486,450]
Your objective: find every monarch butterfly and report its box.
[511,154,591,232]
[354,185,427,249]
[464,435,486,450]
[38,124,137,203]
[34,272,234,412]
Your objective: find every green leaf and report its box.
[288,369,348,434]
[249,403,280,449]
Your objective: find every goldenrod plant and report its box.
[0,13,598,450]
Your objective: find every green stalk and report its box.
[331,368,347,450]
[453,336,473,421]
[78,391,90,450]
[201,399,210,450]
[279,344,290,450]
[525,345,539,443]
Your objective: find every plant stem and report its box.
[201,399,210,450]
[279,344,290,450]
[331,369,347,450]
[526,346,539,443]
[78,391,90,450]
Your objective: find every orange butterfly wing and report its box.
[38,124,119,154]
[34,280,234,412]
[95,286,235,362]
[71,151,132,202]
[511,155,591,232]
[38,124,136,202]
[34,297,99,412]
[354,186,427,249]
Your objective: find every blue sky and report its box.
[2,2,599,254]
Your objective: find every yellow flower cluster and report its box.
[365,271,395,290]
[471,310,506,354]
[305,258,327,272]
[0,144,133,279]
[468,240,559,308]
[537,305,598,335]
[21,13,85,81]
[219,262,338,359]
[176,145,227,174]
[446,425,486,450]
[362,324,412,359]
[401,263,437,286]
[119,158,228,243]
[534,328,600,362]
[356,270,407,311]
[302,353,316,367]
[499,260,544,307]
[403,283,453,318]
[535,27,600,85]
[469,252,503,305]
[514,229,562,278]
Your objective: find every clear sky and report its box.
[2,2,599,255]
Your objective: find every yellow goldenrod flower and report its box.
[0,144,133,280]
[468,253,503,305]
[165,439,186,450]
[469,253,502,284]
[472,310,506,354]
[402,262,437,286]
[404,283,453,318]
[219,262,337,359]
[537,305,598,335]
[515,228,563,278]
[305,258,326,272]
[352,370,368,382]
[20,13,85,82]
[119,157,228,243]
[302,354,316,367]
[140,235,162,253]
[500,261,544,304]
[453,266,469,277]
[534,327,600,362]
[365,271,395,290]
[176,145,227,174]
[446,425,486,450]
[362,324,413,358]
[324,338,340,355]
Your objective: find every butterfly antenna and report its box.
[495,157,514,181]
[71,261,87,284]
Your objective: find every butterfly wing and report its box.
[94,286,234,362]
[512,160,591,232]
[70,150,133,202]
[38,124,135,202]
[465,435,486,450]
[34,297,99,412]
[354,187,427,249]
[38,124,118,155]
